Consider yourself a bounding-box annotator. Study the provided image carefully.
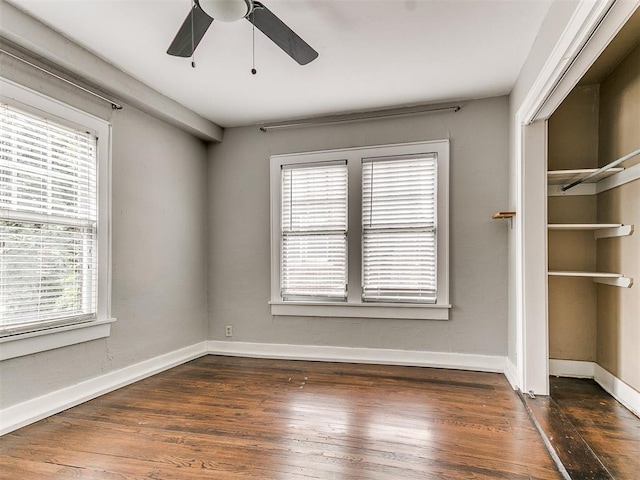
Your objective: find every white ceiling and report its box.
[8,0,552,128]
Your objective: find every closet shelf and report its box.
[548,223,620,230]
[547,168,624,196]
[547,168,624,185]
[559,147,640,192]
[549,148,640,196]
[548,271,620,277]
[548,224,634,238]
[548,271,633,288]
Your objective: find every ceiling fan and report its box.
[167,0,319,65]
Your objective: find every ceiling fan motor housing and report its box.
[198,0,253,22]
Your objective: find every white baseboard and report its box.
[4,339,636,438]
[1,340,509,436]
[0,341,208,436]
[207,340,506,373]
[549,359,595,378]
[503,357,519,390]
[594,364,640,418]
[548,359,639,417]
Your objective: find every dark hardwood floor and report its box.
[0,356,563,479]
[522,376,640,480]
[550,377,640,479]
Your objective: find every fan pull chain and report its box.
[191,0,196,68]
[251,9,257,75]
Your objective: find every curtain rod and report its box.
[0,48,123,110]
[259,105,461,132]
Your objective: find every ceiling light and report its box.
[198,0,253,22]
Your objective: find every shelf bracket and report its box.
[593,277,634,288]
[492,211,515,229]
[593,224,634,239]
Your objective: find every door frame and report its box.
[514,0,639,395]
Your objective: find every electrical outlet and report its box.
[225,325,233,337]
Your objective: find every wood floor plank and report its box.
[521,392,611,479]
[550,377,640,480]
[1,356,563,479]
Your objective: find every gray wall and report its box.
[0,50,209,408]
[208,96,510,355]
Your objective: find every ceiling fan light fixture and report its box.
[168,0,318,64]
[198,0,253,22]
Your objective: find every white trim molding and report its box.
[269,301,451,320]
[521,0,639,124]
[549,359,640,418]
[594,364,640,418]
[0,318,116,361]
[208,340,505,373]
[0,341,208,435]
[504,357,519,390]
[0,340,514,436]
[549,359,595,378]
[512,0,640,396]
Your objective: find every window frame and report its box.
[270,140,450,320]
[0,78,114,360]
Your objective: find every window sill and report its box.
[0,318,116,361]
[269,301,450,320]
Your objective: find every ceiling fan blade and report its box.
[167,3,214,57]
[247,2,318,65]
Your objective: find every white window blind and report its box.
[0,103,98,334]
[362,155,437,303]
[281,162,348,300]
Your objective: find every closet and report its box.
[546,9,640,398]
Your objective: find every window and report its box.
[362,156,437,303]
[281,162,348,301]
[270,141,450,320]
[0,79,113,360]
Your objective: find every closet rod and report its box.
[0,48,123,110]
[561,147,640,192]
